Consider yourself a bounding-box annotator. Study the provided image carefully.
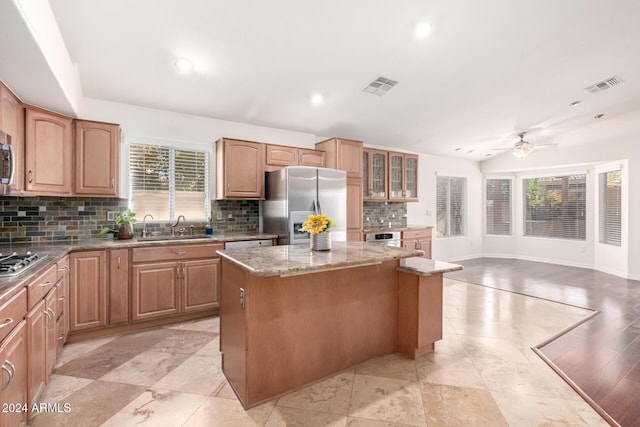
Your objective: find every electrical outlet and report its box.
[216,211,222,220]
[107,211,118,221]
[228,214,233,219]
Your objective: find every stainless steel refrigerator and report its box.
[262,166,347,245]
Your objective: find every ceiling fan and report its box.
[493,132,556,158]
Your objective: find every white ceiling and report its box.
[5,0,640,161]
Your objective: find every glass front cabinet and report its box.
[363,149,388,201]
[389,152,419,202]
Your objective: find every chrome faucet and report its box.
[171,215,186,236]
[141,214,154,237]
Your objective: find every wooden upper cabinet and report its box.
[363,148,387,201]
[315,138,362,178]
[264,144,326,171]
[24,107,73,195]
[389,152,419,201]
[75,120,120,197]
[216,138,264,199]
[0,83,25,195]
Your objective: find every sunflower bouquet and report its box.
[300,213,336,235]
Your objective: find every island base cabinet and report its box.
[220,258,399,408]
[397,271,443,359]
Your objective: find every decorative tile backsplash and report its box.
[0,196,261,243]
[0,196,400,242]
[363,201,407,230]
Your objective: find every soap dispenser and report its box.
[205,217,213,236]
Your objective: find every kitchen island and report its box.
[217,241,461,408]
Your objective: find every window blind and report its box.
[129,143,209,221]
[437,176,466,237]
[486,178,511,235]
[523,174,586,240]
[599,169,621,246]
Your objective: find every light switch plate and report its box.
[216,211,222,220]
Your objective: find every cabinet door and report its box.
[24,108,73,194]
[131,262,180,322]
[44,288,57,378]
[109,249,129,325]
[362,150,370,199]
[75,120,120,196]
[217,139,264,199]
[265,144,297,166]
[336,139,362,178]
[346,177,363,241]
[26,299,46,409]
[1,84,25,194]
[56,257,70,345]
[404,154,418,201]
[0,321,27,427]
[298,149,325,167]
[69,251,107,332]
[366,149,387,200]
[182,258,220,313]
[388,152,404,200]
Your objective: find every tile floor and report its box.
[29,278,608,427]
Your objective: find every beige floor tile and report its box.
[184,395,275,427]
[346,417,416,426]
[415,353,486,389]
[355,353,417,381]
[266,406,347,427]
[348,374,426,427]
[98,350,190,386]
[30,380,145,427]
[54,347,139,379]
[459,335,531,363]
[39,374,94,404]
[421,383,508,427]
[215,381,239,399]
[54,334,121,368]
[193,335,221,357]
[491,391,609,426]
[166,315,220,333]
[106,328,183,352]
[150,330,215,354]
[101,388,207,426]
[152,354,226,395]
[277,371,354,415]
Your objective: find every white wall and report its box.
[482,108,640,279]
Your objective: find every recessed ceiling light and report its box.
[414,22,432,39]
[594,113,605,119]
[454,148,461,151]
[485,153,492,157]
[467,149,474,153]
[174,58,194,73]
[569,100,581,107]
[310,94,324,105]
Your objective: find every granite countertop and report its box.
[0,232,277,304]
[217,241,424,277]
[363,225,434,234]
[397,257,463,276]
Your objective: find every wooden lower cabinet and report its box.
[26,299,46,410]
[401,228,432,259]
[108,249,129,325]
[183,258,219,313]
[69,251,107,332]
[132,261,181,322]
[0,321,27,427]
[44,288,58,380]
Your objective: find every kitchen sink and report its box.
[137,234,214,242]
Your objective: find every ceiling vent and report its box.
[362,76,398,96]
[584,75,624,94]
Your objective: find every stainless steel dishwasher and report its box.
[224,239,273,249]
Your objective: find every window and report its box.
[523,174,586,240]
[486,178,511,235]
[129,142,209,221]
[599,169,622,246]
[437,176,466,237]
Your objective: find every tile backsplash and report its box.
[363,201,407,230]
[0,196,261,243]
[0,196,402,243]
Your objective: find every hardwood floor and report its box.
[447,258,640,427]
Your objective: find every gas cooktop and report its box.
[0,251,48,278]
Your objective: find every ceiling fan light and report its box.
[512,142,533,158]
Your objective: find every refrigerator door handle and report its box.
[313,198,320,214]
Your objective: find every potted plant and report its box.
[101,209,137,240]
[300,213,336,251]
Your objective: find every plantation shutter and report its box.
[523,174,586,240]
[599,170,622,246]
[129,143,209,221]
[486,178,511,235]
[437,176,467,237]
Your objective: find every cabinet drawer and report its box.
[0,288,27,342]
[132,243,223,263]
[27,263,58,309]
[402,228,432,240]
